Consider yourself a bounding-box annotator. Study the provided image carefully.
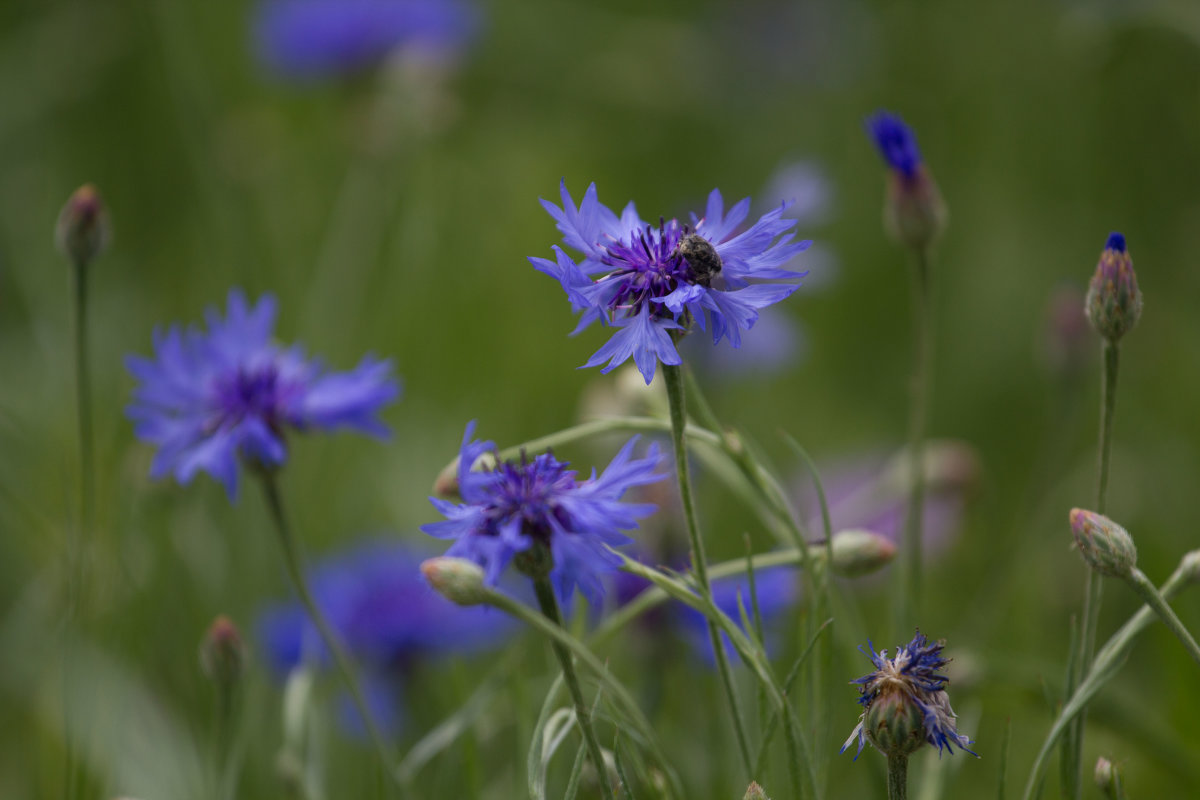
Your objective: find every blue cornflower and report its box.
[422,423,665,604]
[531,182,810,384]
[866,111,922,179]
[126,289,399,501]
[253,0,481,81]
[841,631,977,760]
[259,539,514,736]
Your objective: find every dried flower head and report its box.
[423,423,665,603]
[532,182,810,384]
[841,631,977,760]
[126,289,399,500]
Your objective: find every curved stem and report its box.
[257,471,399,797]
[1022,554,1196,800]
[532,578,614,799]
[897,248,931,632]
[1124,568,1200,667]
[661,363,754,779]
[887,753,909,800]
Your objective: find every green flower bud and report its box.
[56,184,110,266]
[864,688,927,757]
[743,781,770,800]
[1069,508,1137,578]
[421,557,488,605]
[830,529,897,577]
[1085,233,1142,343]
[199,615,246,687]
[1094,756,1126,800]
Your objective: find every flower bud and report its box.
[56,184,110,266]
[1094,756,1125,799]
[421,557,488,605]
[433,450,497,498]
[830,529,897,577]
[199,615,246,687]
[1181,550,1200,583]
[864,687,927,757]
[866,112,946,252]
[1069,508,1137,578]
[743,781,770,800]
[1085,233,1142,343]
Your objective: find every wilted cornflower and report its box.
[259,540,514,736]
[866,111,946,250]
[841,631,976,759]
[253,0,481,81]
[126,289,399,500]
[422,422,665,604]
[532,182,810,384]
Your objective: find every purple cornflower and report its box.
[532,182,810,384]
[126,289,399,501]
[841,631,977,759]
[259,539,514,735]
[422,423,665,604]
[253,0,481,80]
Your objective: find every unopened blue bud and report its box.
[1085,233,1142,343]
[866,112,946,252]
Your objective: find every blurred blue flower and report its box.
[423,423,665,604]
[532,182,810,384]
[841,631,976,759]
[126,289,399,501]
[253,0,481,81]
[866,111,922,178]
[259,539,514,736]
[678,566,799,666]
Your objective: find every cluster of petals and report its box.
[531,181,809,383]
[126,289,399,500]
[841,631,977,759]
[422,423,664,603]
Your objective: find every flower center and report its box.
[213,366,283,429]
[485,457,576,544]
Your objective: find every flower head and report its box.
[1085,232,1142,343]
[253,0,481,81]
[841,631,977,760]
[259,539,512,736]
[126,289,399,500]
[865,111,946,250]
[422,423,665,604]
[531,182,810,384]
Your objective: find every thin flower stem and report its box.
[1068,341,1120,798]
[256,471,399,798]
[897,247,932,633]
[661,362,755,780]
[531,578,615,800]
[887,753,909,800]
[1022,552,1197,800]
[1123,568,1200,667]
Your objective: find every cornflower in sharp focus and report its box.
[842,631,977,760]
[422,423,665,604]
[126,289,399,500]
[531,182,810,384]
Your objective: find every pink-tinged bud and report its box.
[200,615,246,687]
[421,557,487,605]
[55,184,110,266]
[1085,233,1142,343]
[1069,508,1137,578]
[743,781,770,800]
[830,529,897,577]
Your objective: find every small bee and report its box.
[675,233,723,288]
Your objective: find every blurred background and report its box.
[3,0,1200,796]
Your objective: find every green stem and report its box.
[1124,568,1200,667]
[897,247,931,632]
[532,577,615,799]
[257,471,399,797]
[1068,342,1119,798]
[661,363,754,780]
[888,753,909,800]
[1022,553,1196,800]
